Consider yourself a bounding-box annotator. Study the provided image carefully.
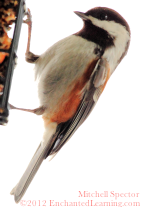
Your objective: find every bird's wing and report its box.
[49,57,110,159]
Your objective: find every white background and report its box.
[0,0,141,206]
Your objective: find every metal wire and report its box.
[0,0,25,125]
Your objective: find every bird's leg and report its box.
[9,104,45,115]
[24,8,39,63]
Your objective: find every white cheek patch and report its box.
[88,15,130,75]
[88,15,129,37]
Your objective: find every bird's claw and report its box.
[23,8,32,25]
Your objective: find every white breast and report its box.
[34,35,99,112]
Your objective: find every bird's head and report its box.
[74,7,130,50]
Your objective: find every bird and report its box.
[10,6,131,203]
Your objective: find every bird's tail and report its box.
[10,122,58,203]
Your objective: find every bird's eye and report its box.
[105,15,108,20]
[100,14,108,20]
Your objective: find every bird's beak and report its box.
[74,11,89,21]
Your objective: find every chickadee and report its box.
[10,7,130,203]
